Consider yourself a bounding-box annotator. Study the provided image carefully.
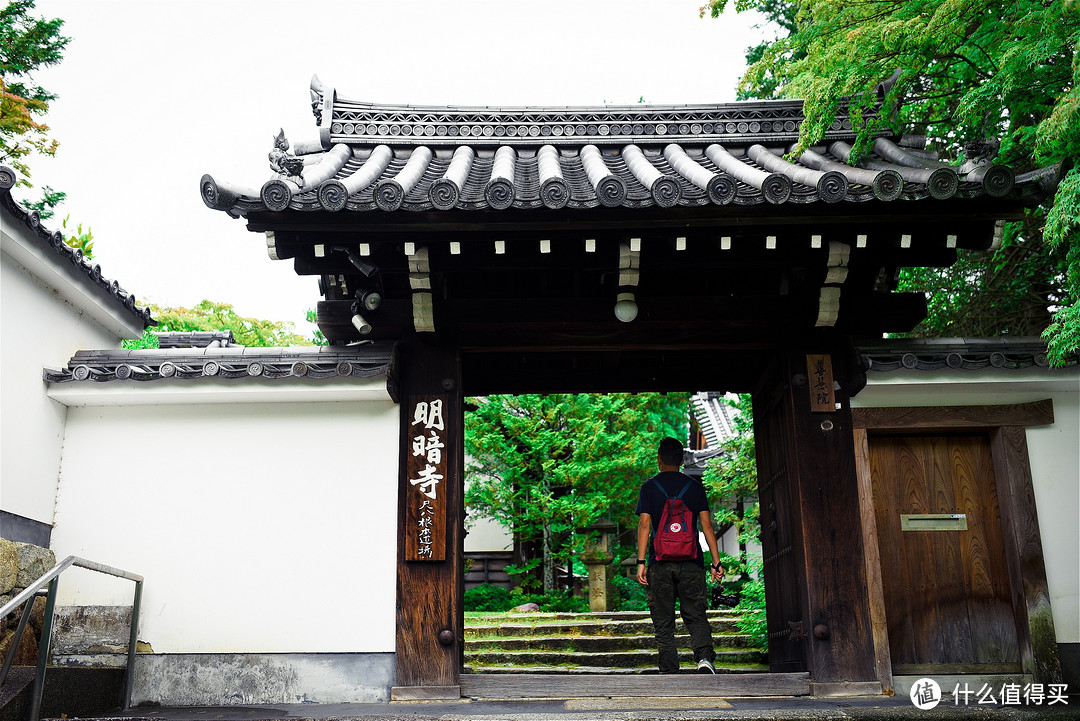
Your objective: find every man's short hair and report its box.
[658,437,684,467]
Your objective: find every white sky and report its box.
[24,0,770,332]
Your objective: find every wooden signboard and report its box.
[807,354,836,413]
[405,395,447,561]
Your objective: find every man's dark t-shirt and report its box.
[635,470,709,567]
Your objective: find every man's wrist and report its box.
[637,559,647,565]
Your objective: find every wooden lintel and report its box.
[852,400,1055,431]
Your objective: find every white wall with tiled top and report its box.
[48,386,399,655]
[1,227,129,528]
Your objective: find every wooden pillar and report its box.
[392,338,464,699]
[753,340,879,694]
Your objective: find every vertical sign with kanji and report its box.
[807,354,836,413]
[405,395,447,561]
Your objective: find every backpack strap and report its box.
[652,478,695,500]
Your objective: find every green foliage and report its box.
[704,0,1080,362]
[305,308,328,346]
[465,393,689,593]
[610,573,648,611]
[464,583,514,612]
[463,584,590,613]
[702,0,803,100]
[513,589,589,613]
[22,183,63,219]
[149,299,312,347]
[734,557,767,648]
[0,0,69,185]
[59,214,93,260]
[121,328,160,350]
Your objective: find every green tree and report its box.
[703,0,1080,364]
[305,308,328,346]
[0,0,69,212]
[148,299,312,347]
[465,393,689,594]
[59,214,93,259]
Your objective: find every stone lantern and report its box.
[577,519,618,612]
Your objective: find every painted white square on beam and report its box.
[675,236,687,251]
[901,234,912,248]
[495,240,506,255]
[585,238,596,253]
[721,236,732,250]
[946,234,957,248]
[766,236,777,250]
[404,242,416,256]
[314,244,326,258]
[359,243,371,256]
[630,237,642,252]
[540,239,551,254]
[857,234,868,248]
[811,235,822,249]
[450,241,461,255]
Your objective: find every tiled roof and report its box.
[201,77,1057,217]
[856,337,1076,372]
[42,342,394,385]
[692,392,740,448]
[1,166,155,330]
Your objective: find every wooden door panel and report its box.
[869,434,1020,671]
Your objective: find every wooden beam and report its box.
[853,428,894,694]
[991,425,1063,684]
[244,201,1021,236]
[395,339,463,688]
[852,400,1055,431]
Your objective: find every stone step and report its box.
[466,647,766,669]
[463,662,771,675]
[465,617,740,638]
[460,672,810,698]
[468,609,739,622]
[467,633,758,652]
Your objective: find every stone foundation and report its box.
[0,538,55,666]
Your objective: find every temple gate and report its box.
[201,76,1059,696]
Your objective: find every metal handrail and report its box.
[0,556,143,721]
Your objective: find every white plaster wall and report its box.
[49,392,399,654]
[0,253,123,525]
[464,512,512,553]
[854,368,1080,644]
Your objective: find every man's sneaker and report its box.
[697,658,716,674]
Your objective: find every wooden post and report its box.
[393,338,464,699]
[754,343,879,694]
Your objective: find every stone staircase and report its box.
[464,609,767,674]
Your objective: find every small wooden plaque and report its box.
[404,395,448,561]
[807,354,836,413]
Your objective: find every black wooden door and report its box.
[752,365,808,672]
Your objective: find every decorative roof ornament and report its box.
[269,129,305,183]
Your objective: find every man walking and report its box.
[636,436,725,673]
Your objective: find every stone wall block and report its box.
[14,542,56,588]
[29,597,48,633]
[0,538,18,594]
[0,623,39,666]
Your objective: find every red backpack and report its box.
[651,479,699,562]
